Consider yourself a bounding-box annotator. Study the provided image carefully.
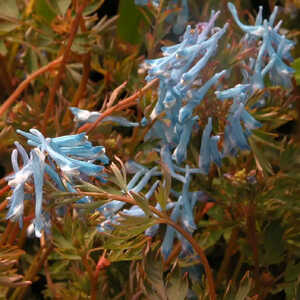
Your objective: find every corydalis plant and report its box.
[93,4,295,262]
[6,130,108,237]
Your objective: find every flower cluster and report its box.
[143,10,227,172]
[6,129,108,237]
[6,3,295,263]
[229,2,295,91]
[94,5,295,260]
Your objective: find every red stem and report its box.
[42,0,89,133]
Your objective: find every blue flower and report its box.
[70,107,139,128]
[7,129,108,238]
[223,103,251,156]
[215,84,251,101]
[17,129,107,179]
[228,2,295,91]
[198,118,222,174]
[6,147,45,237]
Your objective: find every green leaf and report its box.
[234,272,252,300]
[117,0,143,44]
[0,40,7,55]
[144,252,168,300]
[291,57,300,85]
[25,48,38,73]
[110,161,127,191]
[131,192,152,217]
[71,33,91,54]
[0,0,19,18]
[262,220,285,265]
[249,136,274,175]
[55,0,71,15]
[0,22,19,34]
[35,0,57,24]
[166,268,188,300]
[83,0,105,16]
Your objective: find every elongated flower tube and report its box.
[198,118,222,174]
[215,84,251,101]
[180,167,196,232]
[17,129,107,179]
[6,147,45,237]
[223,103,251,156]
[161,197,183,259]
[70,107,139,127]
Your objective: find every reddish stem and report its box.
[0,57,62,117]
[77,78,159,134]
[42,0,89,133]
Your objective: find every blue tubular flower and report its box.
[227,3,265,37]
[241,109,261,130]
[176,231,193,257]
[198,118,211,173]
[31,149,45,237]
[180,168,196,232]
[7,129,108,238]
[223,103,251,156]
[145,180,160,199]
[130,167,158,194]
[69,107,139,128]
[6,147,34,227]
[196,10,221,44]
[172,117,197,164]
[161,146,185,183]
[229,2,294,91]
[14,142,29,164]
[127,169,147,190]
[178,28,226,87]
[98,200,126,218]
[215,84,251,101]
[179,70,226,123]
[17,129,106,179]
[6,147,46,237]
[198,118,222,174]
[161,198,183,260]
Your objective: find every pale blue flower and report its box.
[70,107,139,128]
[215,84,251,101]
[161,197,183,259]
[17,129,106,179]
[7,129,108,238]
[6,147,45,237]
[223,103,251,156]
[198,118,222,174]
[172,116,197,164]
